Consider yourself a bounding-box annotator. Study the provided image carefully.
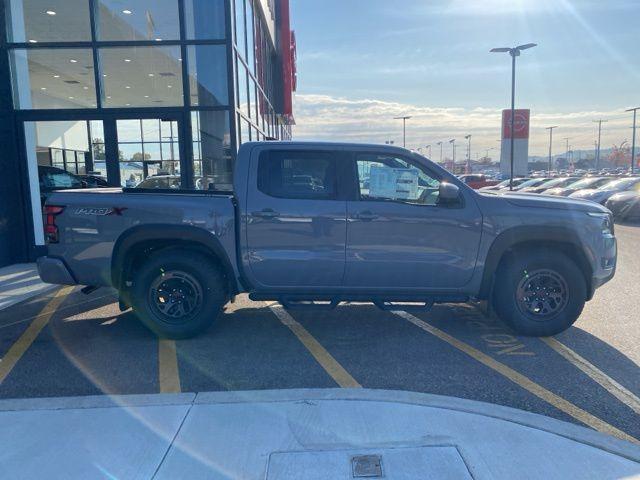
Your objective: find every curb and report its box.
[1,388,639,463]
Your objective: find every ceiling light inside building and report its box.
[148,73,154,77]
[124,58,131,62]
[83,86,89,90]
[167,85,172,88]
[155,38,162,42]
[45,10,56,15]
[28,39,38,43]
[122,9,132,14]
[40,87,46,90]
[125,103,131,106]
[68,96,74,99]
[53,75,60,78]
[70,59,77,63]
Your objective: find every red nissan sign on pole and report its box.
[502,109,530,139]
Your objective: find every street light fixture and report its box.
[394,116,412,148]
[436,141,443,164]
[490,43,537,190]
[425,144,432,157]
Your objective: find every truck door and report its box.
[344,152,483,289]
[245,148,348,289]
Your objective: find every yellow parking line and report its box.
[158,339,181,393]
[0,287,73,385]
[542,337,640,416]
[393,310,638,444]
[269,305,361,388]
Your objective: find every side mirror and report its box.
[439,182,460,204]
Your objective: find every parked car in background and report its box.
[79,173,109,188]
[38,165,110,205]
[569,177,640,205]
[457,174,500,189]
[479,177,530,191]
[605,191,640,221]
[511,178,551,191]
[135,175,182,190]
[519,177,581,194]
[544,177,613,197]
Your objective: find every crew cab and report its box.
[37,142,617,338]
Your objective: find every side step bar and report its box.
[250,294,469,312]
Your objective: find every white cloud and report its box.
[292,93,635,157]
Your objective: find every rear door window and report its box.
[258,151,338,200]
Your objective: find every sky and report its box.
[289,0,640,159]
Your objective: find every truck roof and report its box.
[239,141,417,156]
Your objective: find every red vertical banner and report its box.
[502,109,530,139]
[279,0,296,122]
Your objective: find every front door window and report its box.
[356,154,441,206]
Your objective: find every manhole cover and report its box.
[352,454,383,478]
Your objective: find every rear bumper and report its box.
[36,257,77,286]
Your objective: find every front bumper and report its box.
[589,234,616,298]
[37,257,77,286]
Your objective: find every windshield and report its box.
[515,178,548,189]
[598,178,640,190]
[566,177,604,189]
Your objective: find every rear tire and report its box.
[492,250,586,337]
[130,249,227,339]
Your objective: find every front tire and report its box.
[493,250,586,336]
[130,249,227,339]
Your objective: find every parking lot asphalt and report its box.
[0,224,639,443]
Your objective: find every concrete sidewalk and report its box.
[0,389,638,479]
[0,263,56,311]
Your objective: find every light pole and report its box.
[593,119,608,169]
[394,116,411,148]
[449,139,456,168]
[546,126,558,175]
[491,43,537,190]
[437,141,443,164]
[563,137,570,171]
[464,134,472,173]
[626,107,639,174]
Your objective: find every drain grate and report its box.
[351,455,383,478]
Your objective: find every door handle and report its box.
[354,211,378,221]
[252,209,280,219]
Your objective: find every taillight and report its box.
[43,205,65,243]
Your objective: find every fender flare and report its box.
[111,224,238,294]
[478,225,595,299]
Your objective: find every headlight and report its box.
[587,212,614,235]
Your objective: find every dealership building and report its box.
[0,0,296,267]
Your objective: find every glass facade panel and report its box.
[234,0,246,59]
[184,0,225,40]
[10,48,96,109]
[188,45,228,107]
[96,0,180,41]
[237,61,249,117]
[246,0,255,74]
[191,110,231,190]
[99,46,184,107]
[5,0,92,43]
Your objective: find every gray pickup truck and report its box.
[38,142,617,338]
